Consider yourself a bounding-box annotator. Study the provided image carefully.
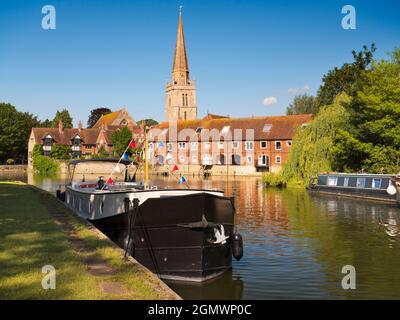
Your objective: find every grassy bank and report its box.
[0,182,179,300]
[262,173,307,189]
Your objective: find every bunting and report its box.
[178,175,187,185]
[171,164,179,172]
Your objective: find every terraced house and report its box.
[149,113,312,174]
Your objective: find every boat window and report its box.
[372,178,382,189]
[343,177,349,187]
[327,176,338,186]
[356,178,366,188]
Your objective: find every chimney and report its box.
[58,120,64,134]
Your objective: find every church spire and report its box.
[172,5,189,83]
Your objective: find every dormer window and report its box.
[120,119,128,126]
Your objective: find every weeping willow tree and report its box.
[282,93,352,184]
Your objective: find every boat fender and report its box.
[232,233,243,261]
[387,185,397,196]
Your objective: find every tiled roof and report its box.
[32,128,102,145]
[92,110,121,128]
[202,113,230,120]
[150,114,313,142]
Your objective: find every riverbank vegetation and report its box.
[0,182,178,299]
[265,45,400,187]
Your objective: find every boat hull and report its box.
[65,187,235,282]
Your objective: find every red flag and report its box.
[106,177,114,185]
[171,165,179,172]
[129,141,136,148]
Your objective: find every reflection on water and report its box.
[2,172,400,299]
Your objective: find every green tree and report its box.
[111,127,132,157]
[87,107,111,128]
[317,44,376,107]
[344,48,400,173]
[50,144,71,160]
[137,119,159,127]
[282,93,352,184]
[52,109,73,128]
[39,119,52,127]
[286,94,319,115]
[0,103,40,163]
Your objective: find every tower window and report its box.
[184,111,187,120]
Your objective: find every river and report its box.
[1,171,400,299]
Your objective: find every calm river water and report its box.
[2,171,400,299]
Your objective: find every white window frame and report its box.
[327,176,338,186]
[190,142,198,151]
[275,141,282,151]
[275,156,282,164]
[217,142,224,150]
[178,142,186,150]
[191,155,198,164]
[260,141,267,149]
[245,141,254,151]
[286,140,292,147]
[167,143,173,151]
[372,178,382,189]
[246,155,253,164]
[232,141,240,149]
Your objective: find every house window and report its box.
[245,141,254,151]
[179,155,186,164]
[260,141,267,149]
[196,127,203,134]
[217,142,224,150]
[327,176,338,186]
[190,142,198,151]
[275,156,282,164]
[191,155,198,164]
[372,178,382,189]
[232,141,240,149]
[202,154,212,165]
[167,143,173,151]
[184,111,187,120]
[275,141,282,150]
[286,140,292,147]
[247,156,253,164]
[178,142,186,150]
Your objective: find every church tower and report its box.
[165,7,197,121]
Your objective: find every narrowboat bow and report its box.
[58,158,243,282]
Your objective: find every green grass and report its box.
[0,183,177,300]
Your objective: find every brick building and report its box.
[27,109,141,169]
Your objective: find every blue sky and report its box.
[0,0,399,125]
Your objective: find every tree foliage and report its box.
[316,44,376,107]
[137,119,159,127]
[87,108,112,128]
[111,127,132,157]
[50,144,71,160]
[0,103,40,163]
[286,94,319,115]
[52,109,73,128]
[282,94,352,184]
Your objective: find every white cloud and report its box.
[288,85,310,95]
[262,96,278,106]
